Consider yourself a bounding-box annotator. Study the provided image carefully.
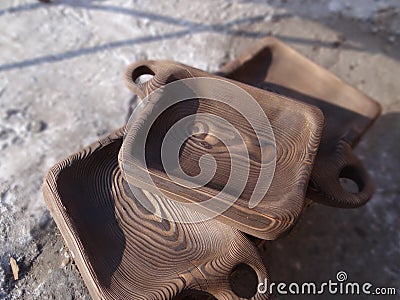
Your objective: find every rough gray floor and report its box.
[0,0,399,299]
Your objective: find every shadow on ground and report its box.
[1,0,399,73]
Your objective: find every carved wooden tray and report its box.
[219,37,381,208]
[122,60,324,240]
[42,128,269,300]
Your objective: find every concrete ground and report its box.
[0,0,399,299]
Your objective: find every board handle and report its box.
[309,141,375,208]
[125,61,160,99]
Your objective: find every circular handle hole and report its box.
[131,65,155,84]
[339,165,364,194]
[229,263,258,298]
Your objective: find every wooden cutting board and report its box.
[121,60,324,239]
[219,37,381,208]
[42,128,270,300]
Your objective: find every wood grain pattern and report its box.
[219,37,381,208]
[123,61,324,240]
[42,128,270,300]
